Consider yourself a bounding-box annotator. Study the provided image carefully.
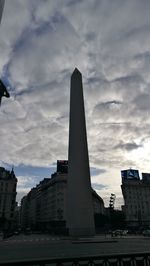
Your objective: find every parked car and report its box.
[24,227,31,235]
[143,230,150,236]
[111,229,128,236]
[14,231,20,235]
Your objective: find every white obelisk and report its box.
[67,68,95,236]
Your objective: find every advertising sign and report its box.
[57,160,68,174]
[121,169,140,180]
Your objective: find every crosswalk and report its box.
[1,236,60,243]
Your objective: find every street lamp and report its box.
[0,79,10,106]
[109,193,116,210]
[0,0,5,25]
[0,1,8,107]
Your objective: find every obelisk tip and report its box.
[72,68,82,76]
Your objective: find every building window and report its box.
[13,185,16,192]
[1,182,3,191]
[5,183,8,191]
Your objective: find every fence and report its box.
[1,252,150,266]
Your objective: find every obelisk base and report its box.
[69,227,95,237]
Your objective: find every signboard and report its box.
[121,169,140,180]
[57,160,68,174]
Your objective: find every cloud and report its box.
[17,175,37,189]
[1,0,150,208]
[16,175,38,204]
[92,183,108,190]
[133,93,150,111]
[115,141,143,151]
[90,167,106,176]
[0,0,31,72]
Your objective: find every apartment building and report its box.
[20,161,105,230]
[121,169,150,227]
[0,167,17,225]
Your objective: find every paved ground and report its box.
[0,234,150,263]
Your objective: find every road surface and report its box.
[0,234,150,263]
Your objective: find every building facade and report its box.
[121,169,150,227]
[20,161,105,231]
[0,167,17,229]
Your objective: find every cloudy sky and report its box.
[1,0,150,207]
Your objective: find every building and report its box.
[121,169,150,227]
[20,160,105,232]
[0,167,17,230]
[92,189,105,215]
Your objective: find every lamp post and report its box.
[109,193,116,210]
[109,193,116,230]
[0,1,7,107]
[0,79,10,235]
[0,79,10,106]
[0,0,5,24]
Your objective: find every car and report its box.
[142,230,150,236]
[122,230,128,236]
[24,228,32,235]
[14,231,20,235]
[111,230,128,236]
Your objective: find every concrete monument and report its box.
[67,68,95,236]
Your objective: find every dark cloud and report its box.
[90,167,106,176]
[94,100,123,110]
[112,74,144,86]
[87,76,108,85]
[85,32,96,42]
[92,183,108,190]
[115,141,143,151]
[66,0,85,7]
[134,51,150,62]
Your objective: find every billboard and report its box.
[57,160,68,174]
[121,169,140,180]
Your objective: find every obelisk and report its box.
[67,68,95,236]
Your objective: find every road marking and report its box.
[2,237,54,243]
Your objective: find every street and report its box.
[0,234,150,263]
